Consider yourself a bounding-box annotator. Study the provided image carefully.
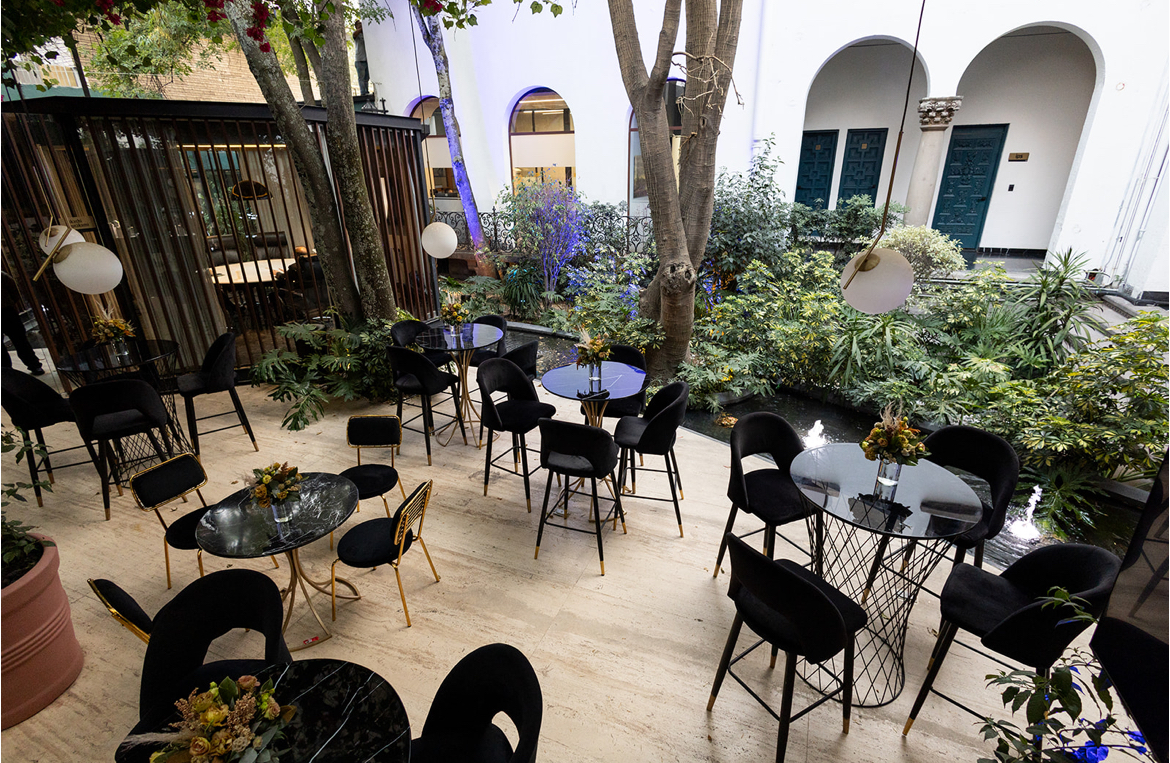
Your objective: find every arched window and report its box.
[629,79,684,215]
[509,88,575,189]
[410,97,458,201]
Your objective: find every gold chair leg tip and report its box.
[678,525,684,537]
[253,443,260,451]
[706,696,716,711]
[843,719,850,734]
[534,547,540,559]
[599,562,605,575]
[902,719,914,736]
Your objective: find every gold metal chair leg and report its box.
[399,481,407,500]
[197,549,204,577]
[417,536,441,582]
[382,496,392,519]
[330,560,339,621]
[271,556,280,569]
[394,565,411,627]
[163,539,172,589]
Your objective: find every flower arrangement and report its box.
[249,462,304,511]
[860,403,928,466]
[574,330,611,368]
[440,293,470,327]
[146,674,295,763]
[92,306,136,344]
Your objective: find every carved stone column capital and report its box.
[918,97,963,131]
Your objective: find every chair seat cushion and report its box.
[396,371,458,396]
[337,517,412,568]
[940,562,1033,637]
[599,395,642,420]
[736,559,867,661]
[176,372,207,397]
[94,582,152,637]
[470,348,498,367]
[495,400,557,434]
[546,441,618,479]
[91,410,156,439]
[339,464,400,500]
[165,507,211,550]
[424,350,453,367]
[613,416,648,449]
[742,469,810,525]
[410,723,514,763]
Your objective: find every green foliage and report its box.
[2,0,155,74]
[495,182,583,300]
[881,225,968,283]
[2,428,53,588]
[250,314,404,431]
[789,195,906,258]
[498,259,545,320]
[979,589,1153,763]
[1012,249,1106,378]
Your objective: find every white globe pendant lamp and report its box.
[421,221,457,259]
[53,241,125,294]
[841,247,914,314]
[38,225,85,255]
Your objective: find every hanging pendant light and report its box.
[840,2,926,314]
[421,221,458,259]
[33,225,124,294]
[37,225,85,255]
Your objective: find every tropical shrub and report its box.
[2,429,53,588]
[560,248,662,351]
[789,195,907,258]
[495,182,583,299]
[881,225,967,282]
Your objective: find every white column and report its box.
[903,97,962,227]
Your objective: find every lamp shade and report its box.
[37,226,85,256]
[421,221,457,259]
[53,242,124,294]
[840,247,914,314]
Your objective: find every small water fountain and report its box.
[1005,485,1044,541]
[803,419,827,449]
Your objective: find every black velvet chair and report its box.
[708,534,866,763]
[389,346,465,465]
[331,481,439,627]
[129,454,210,589]
[903,542,1121,735]
[502,340,539,380]
[340,415,406,516]
[614,380,688,536]
[713,412,811,578]
[534,418,625,575]
[469,314,508,367]
[391,319,452,369]
[88,578,153,644]
[594,343,647,421]
[411,643,543,763]
[478,358,556,512]
[176,332,257,456]
[136,569,291,728]
[70,379,174,520]
[1,368,83,506]
[922,425,1020,568]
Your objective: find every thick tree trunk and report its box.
[224,0,360,317]
[318,3,397,321]
[414,7,485,251]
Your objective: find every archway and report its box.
[509,88,575,189]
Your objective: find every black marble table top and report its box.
[541,360,647,402]
[417,323,503,353]
[197,472,359,558]
[790,443,982,540]
[56,338,179,374]
[116,659,410,763]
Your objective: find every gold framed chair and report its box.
[88,578,152,643]
[343,414,408,514]
[331,480,439,627]
[129,453,211,589]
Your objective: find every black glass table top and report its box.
[197,472,359,558]
[790,443,982,540]
[541,361,647,402]
[56,338,179,374]
[117,659,410,763]
[418,323,503,352]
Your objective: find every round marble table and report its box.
[197,472,359,650]
[541,360,647,426]
[417,323,504,448]
[117,659,410,763]
[790,443,982,706]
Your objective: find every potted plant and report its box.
[1,429,84,730]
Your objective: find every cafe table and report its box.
[115,658,410,763]
[540,360,647,426]
[417,323,504,447]
[789,443,982,707]
[196,472,360,651]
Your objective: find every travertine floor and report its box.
[2,379,1030,762]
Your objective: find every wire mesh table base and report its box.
[801,511,951,707]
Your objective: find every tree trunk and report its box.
[288,36,316,105]
[414,7,485,251]
[317,2,398,321]
[224,0,359,317]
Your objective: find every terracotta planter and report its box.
[1,536,84,729]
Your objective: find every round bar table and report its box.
[540,360,647,425]
[116,658,410,763]
[418,323,504,447]
[790,444,982,707]
[197,473,359,651]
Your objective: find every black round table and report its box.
[541,360,647,425]
[790,443,982,706]
[197,472,359,651]
[418,324,504,447]
[116,658,410,763]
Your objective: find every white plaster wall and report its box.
[947,29,1095,250]
[801,42,927,209]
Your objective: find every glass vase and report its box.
[874,457,902,503]
[271,501,292,524]
[587,361,601,392]
[112,338,131,360]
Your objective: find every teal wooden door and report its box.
[836,128,887,204]
[932,124,1009,249]
[794,130,837,209]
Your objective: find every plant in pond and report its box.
[828,307,923,390]
[1009,249,1106,379]
[498,259,546,320]
[447,274,507,318]
[675,337,773,411]
[250,314,405,431]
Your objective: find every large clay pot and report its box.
[1,536,84,729]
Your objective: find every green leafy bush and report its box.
[2,429,52,588]
[881,225,967,282]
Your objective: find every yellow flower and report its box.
[262,475,272,484]
[264,699,282,720]
[210,730,233,755]
[200,705,228,726]
[189,737,212,756]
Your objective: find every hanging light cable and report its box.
[840,0,927,313]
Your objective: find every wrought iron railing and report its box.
[433,208,655,255]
